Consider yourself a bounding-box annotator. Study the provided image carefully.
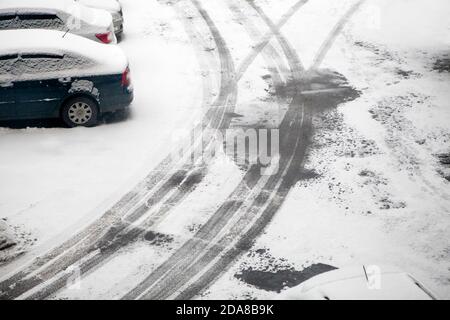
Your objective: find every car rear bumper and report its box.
[101,88,134,114]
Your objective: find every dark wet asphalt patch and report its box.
[436,153,450,182]
[395,68,420,79]
[235,248,337,293]
[0,238,16,251]
[235,263,337,293]
[144,231,174,247]
[179,169,206,192]
[297,169,321,181]
[437,153,450,166]
[433,58,450,73]
[274,69,360,113]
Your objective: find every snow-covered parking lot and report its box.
[0,0,449,300]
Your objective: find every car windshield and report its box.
[17,13,65,30]
[0,12,65,30]
[0,13,17,29]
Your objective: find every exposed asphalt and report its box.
[0,0,364,300]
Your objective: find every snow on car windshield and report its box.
[0,14,65,30]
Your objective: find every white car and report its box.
[76,0,124,38]
[0,0,116,44]
[278,266,438,300]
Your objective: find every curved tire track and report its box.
[0,0,237,300]
[123,0,309,300]
[124,0,365,300]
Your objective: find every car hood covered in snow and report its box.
[0,29,128,80]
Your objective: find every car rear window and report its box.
[0,14,17,29]
[16,13,65,30]
[0,14,15,21]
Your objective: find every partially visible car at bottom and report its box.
[76,0,124,39]
[0,29,133,127]
[0,0,117,44]
[277,265,438,300]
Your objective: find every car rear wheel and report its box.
[62,97,98,127]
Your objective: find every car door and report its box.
[14,54,69,120]
[0,54,18,121]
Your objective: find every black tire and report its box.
[61,96,99,128]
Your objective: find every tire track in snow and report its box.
[124,0,365,300]
[235,0,308,80]
[3,0,289,300]
[123,0,309,300]
[27,0,305,300]
[0,0,237,300]
[175,0,367,299]
[311,0,366,69]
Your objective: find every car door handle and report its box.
[58,77,72,84]
[0,82,14,88]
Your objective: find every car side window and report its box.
[0,14,18,30]
[17,13,65,31]
[14,53,93,80]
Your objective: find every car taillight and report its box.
[96,32,113,44]
[121,66,131,87]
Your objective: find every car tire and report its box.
[61,96,99,128]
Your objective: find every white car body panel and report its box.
[0,0,116,43]
[77,0,121,13]
[278,266,438,300]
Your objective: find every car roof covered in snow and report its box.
[76,0,121,13]
[0,0,112,29]
[0,29,127,75]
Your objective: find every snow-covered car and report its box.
[76,0,124,38]
[0,0,117,44]
[278,266,438,300]
[0,29,133,127]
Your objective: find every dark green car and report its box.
[0,29,133,127]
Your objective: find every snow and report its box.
[204,0,450,300]
[69,80,100,101]
[0,0,202,274]
[1,0,449,300]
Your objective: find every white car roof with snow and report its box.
[77,0,121,13]
[0,0,112,29]
[0,0,75,12]
[0,29,127,75]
